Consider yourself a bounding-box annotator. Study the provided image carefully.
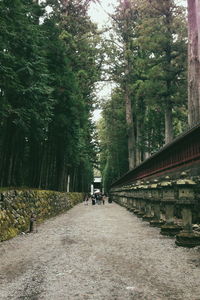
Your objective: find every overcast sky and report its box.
[88,0,115,28]
[88,0,187,28]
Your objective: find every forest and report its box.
[0,0,101,191]
[98,0,200,191]
[0,0,199,192]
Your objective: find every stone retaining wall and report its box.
[0,189,84,242]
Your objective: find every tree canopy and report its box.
[0,0,101,191]
[99,0,188,190]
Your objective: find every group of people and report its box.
[84,193,111,206]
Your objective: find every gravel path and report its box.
[0,202,200,300]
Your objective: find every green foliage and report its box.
[136,0,188,141]
[99,0,188,188]
[98,89,129,191]
[0,0,101,192]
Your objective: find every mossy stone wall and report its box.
[0,189,83,242]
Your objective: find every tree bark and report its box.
[187,0,200,126]
[125,89,136,170]
[136,119,141,165]
[164,2,174,144]
[165,102,173,144]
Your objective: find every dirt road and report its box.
[0,202,200,300]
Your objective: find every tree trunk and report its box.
[125,90,136,170]
[122,5,136,171]
[165,100,173,144]
[136,120,141,165]
[164,3,174,144]
[187,0,200,126]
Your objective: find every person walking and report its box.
[92,195,96,205]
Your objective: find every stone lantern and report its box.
[175,174,200,247]
[129,184,137,213]
[137,183,147,218]
[150,180,165,227]
[111,187,121,204]
[120,185,127,207]
[123,185,129,209]
[160,176,182,236]
[132,184,138,213]
[142,181,154,222]
[126,184,134,212]
[132,181,140,214]
[117,187,125,206]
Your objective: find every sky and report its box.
[88,0,187,121]
[88,0,187,25]
[88,0,116,28]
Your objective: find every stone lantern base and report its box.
[150,219,165,227]
[137,211,145,218]
[142,215,154,222]
[160,224,182,236]
[133,208,140,214]
[175,231,200,248]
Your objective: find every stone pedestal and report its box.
[160,202,181,236]
[150,201,165,227]
[176,205,200,247]
[161,224,182,236]
[130,198,137,213]
[122,196,128,208]
[129,198,136,213]
[159,178,181,236]
[175,177,200,247]
[126,198,132,211]
[175,231,200,247]
[127,198,135,213]
[133,199,140,214]
[142,201,154,222]
[137,201,146,218]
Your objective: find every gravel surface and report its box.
[0,202,200,300]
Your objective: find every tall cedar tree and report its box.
[187,0,200,125]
